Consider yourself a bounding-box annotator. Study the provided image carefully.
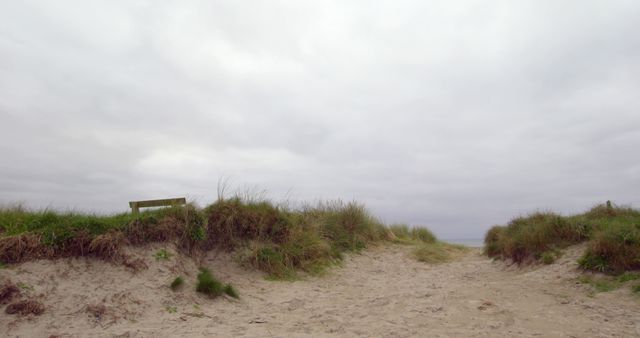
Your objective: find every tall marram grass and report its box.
[484,202,640,274]
[1,197,443,279]
[230,199,389,278]
[388,224,437,244]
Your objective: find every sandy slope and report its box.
[1,243,639,337]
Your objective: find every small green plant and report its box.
[196,268,239,299]
[196,268,225,298]
[632,283,640,294]
[166,306,177,313]
[154,249,173,261]
[170,276,184,290]
[0,262,5,269]
[223,284,239,299]
[578,252,609,272]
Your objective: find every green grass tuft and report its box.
[170,276,184,290]
[195,268,238,298]
[196,268,225,298]
[223,284,239,298]
[154,249,173,261]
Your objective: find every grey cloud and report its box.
[1,1,640,238]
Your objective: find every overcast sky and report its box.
[1,1,639,239]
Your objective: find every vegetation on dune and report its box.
[0,196,450,279]
[0,203,204,264]
[154,249,173,261]
[484,202,640,275]
[388,224,437,244]
[578,272,640,295]
[413,242,468,264]
[196,268,238,299]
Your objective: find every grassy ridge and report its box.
[484,202,640,274]
[0,198,445,278]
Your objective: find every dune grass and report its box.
[578,272,640,295]
[413,242,469,264]
[196,268,238,299]
[388,224,437,244]
[0,196,448,279]
[0,203,204,263]
[484,202,640,275]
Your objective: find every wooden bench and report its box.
[129,197,187,215]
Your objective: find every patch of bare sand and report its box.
[1,243,639,337]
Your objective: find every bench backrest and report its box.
[129,197,187,215]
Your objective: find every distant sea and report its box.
[442,238,484,248]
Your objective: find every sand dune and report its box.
[1,243,639,337]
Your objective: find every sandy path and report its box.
[1,244,639,337]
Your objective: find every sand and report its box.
[1,243,639,337]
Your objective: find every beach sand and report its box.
[1,243,639,337]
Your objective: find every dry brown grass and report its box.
[5,299,45,316]
[0,233,49,263]
[89,231,124,261]
[122,256,148,271]
[0,281,20,304]
[125,217,184,245]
